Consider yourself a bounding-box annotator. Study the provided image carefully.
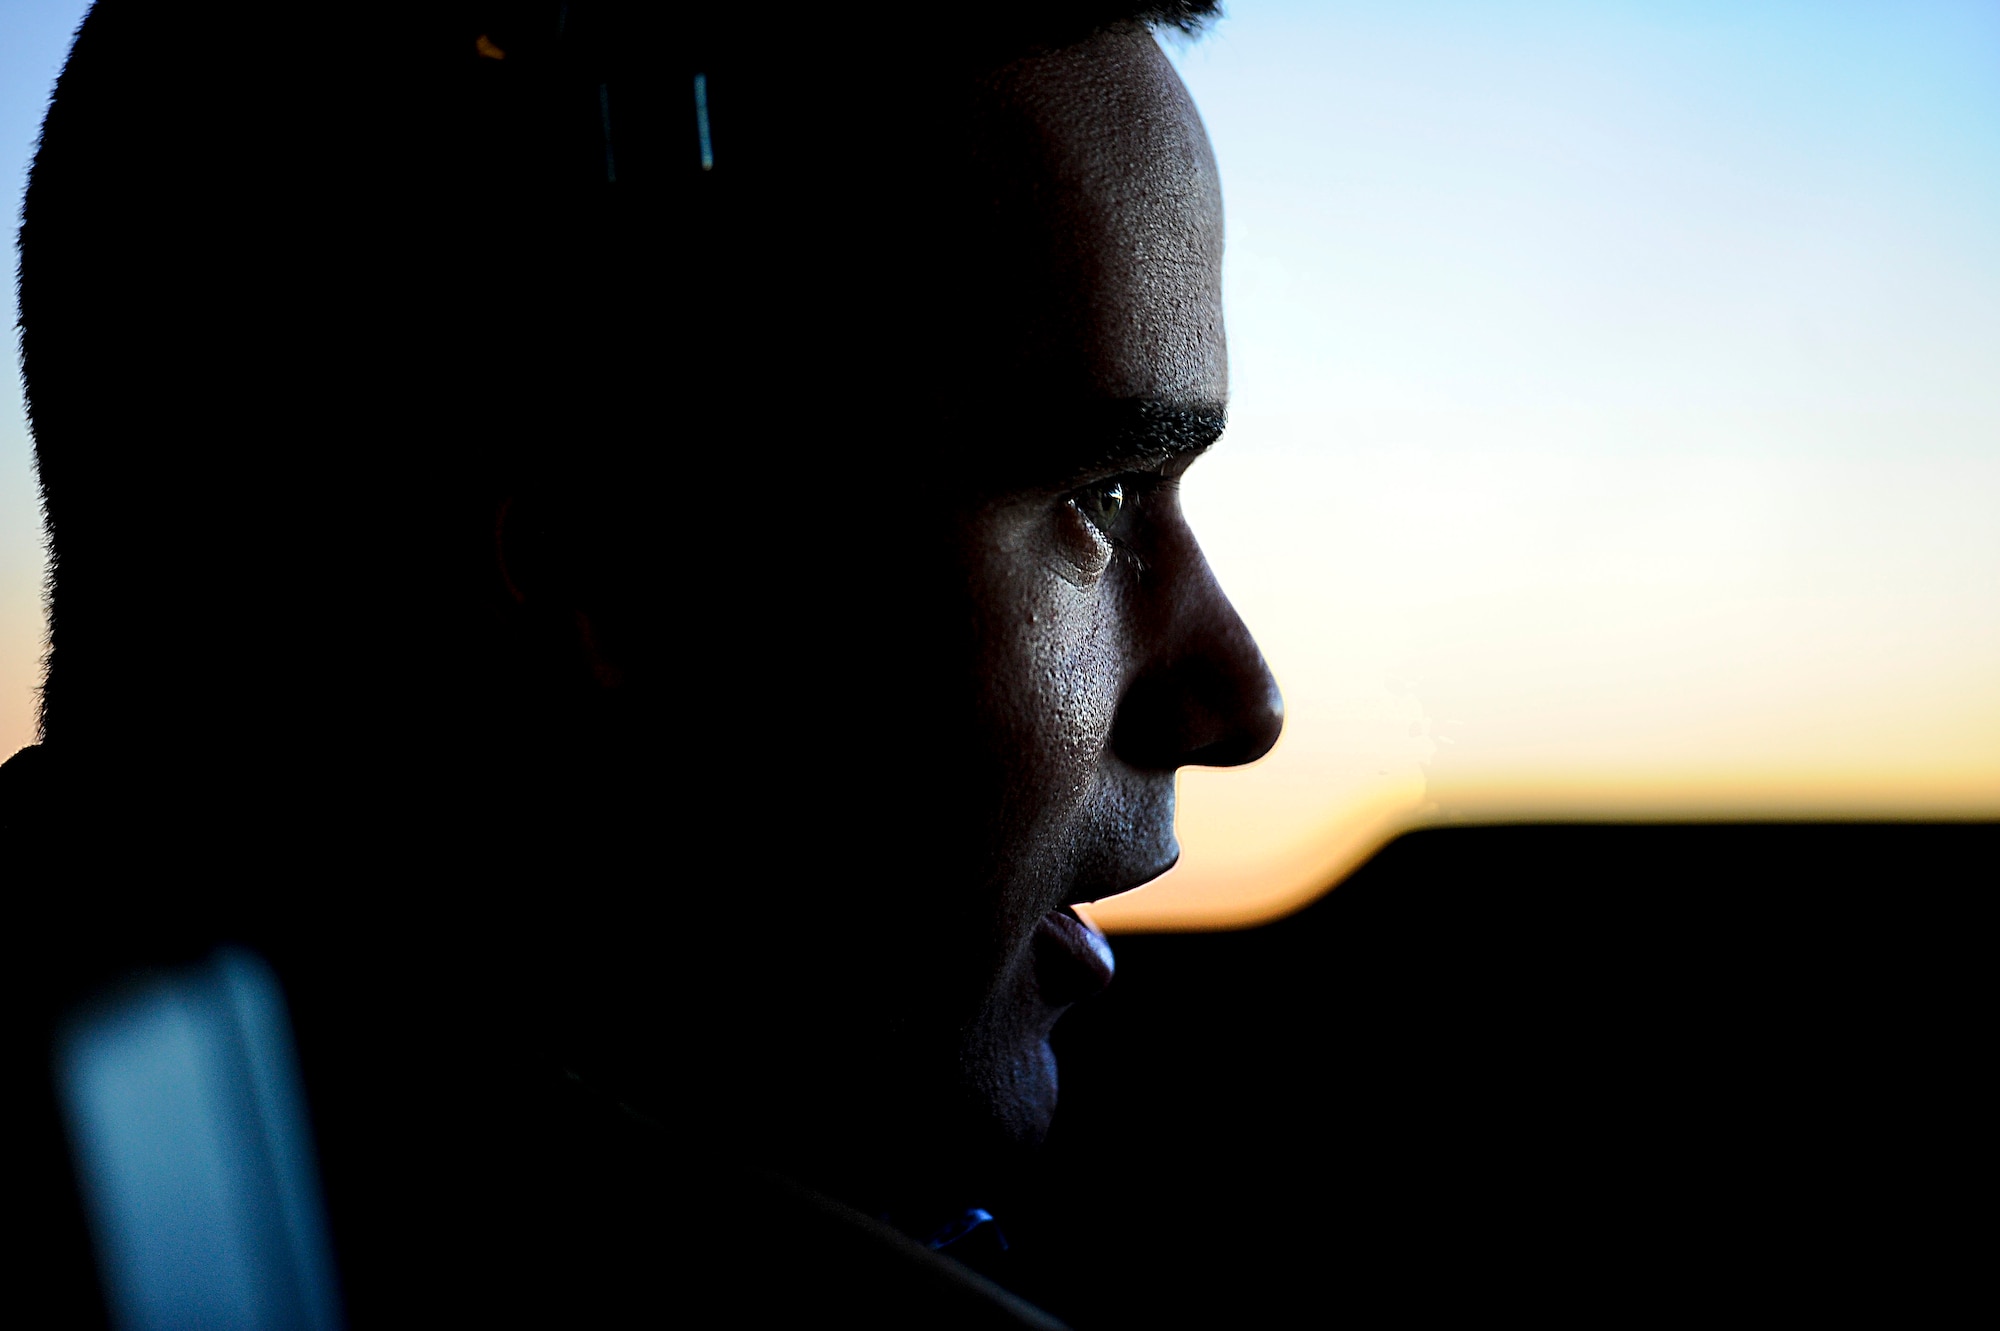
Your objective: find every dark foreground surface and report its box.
[15,819,1990,1323]
[1001,822,1993,1326]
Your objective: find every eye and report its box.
[1074,479,1126,534]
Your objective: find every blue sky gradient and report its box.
[5,5,1996,926]
[2,0,90,756]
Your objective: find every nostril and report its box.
[1185,674,1283,768]
[1111,656,1284,771]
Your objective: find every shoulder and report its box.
[489,1070,1070,1328]
[729,1171,1070,1330]
[0,741,52,810]
[0,742,64,860]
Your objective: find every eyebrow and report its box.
[1063,398,1229,473]
[949,397,1229,493]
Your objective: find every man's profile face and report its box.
[582,21,1279,1197]
[884,23,1280,1152]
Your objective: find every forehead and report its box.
[957,24,1227,409]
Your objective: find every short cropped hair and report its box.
[18,1,1219,749]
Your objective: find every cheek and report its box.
[952,504,1136,932]
[989,571,1127,821]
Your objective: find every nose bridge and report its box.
[1114,524,1284,772]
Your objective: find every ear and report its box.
[493,495,625,690]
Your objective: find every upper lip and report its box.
[1061,847,1179,911]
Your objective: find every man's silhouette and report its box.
[6,2,1279,1322]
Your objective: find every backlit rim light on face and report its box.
[5,3,2000,937]
[1067,3,2000,932]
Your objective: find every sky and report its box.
[5,3,1998,929]
[0,0,86,767]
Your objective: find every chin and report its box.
[984,1036,1062,1150]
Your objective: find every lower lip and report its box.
[1034,908,1116,1006]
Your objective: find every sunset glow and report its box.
[6,3,1997,933]
[1088,3,2000,929]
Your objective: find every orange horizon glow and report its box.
[5,5,1998,935]
[1083,761,2000,934]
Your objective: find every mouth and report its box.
[1032,904,1117,1009]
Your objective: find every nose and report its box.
[1111,538,1284,772]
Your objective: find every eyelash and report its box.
[1072,472,1172,554]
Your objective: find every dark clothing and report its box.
[4,742,1065,1328]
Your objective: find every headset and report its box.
[38,11,731,1327]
